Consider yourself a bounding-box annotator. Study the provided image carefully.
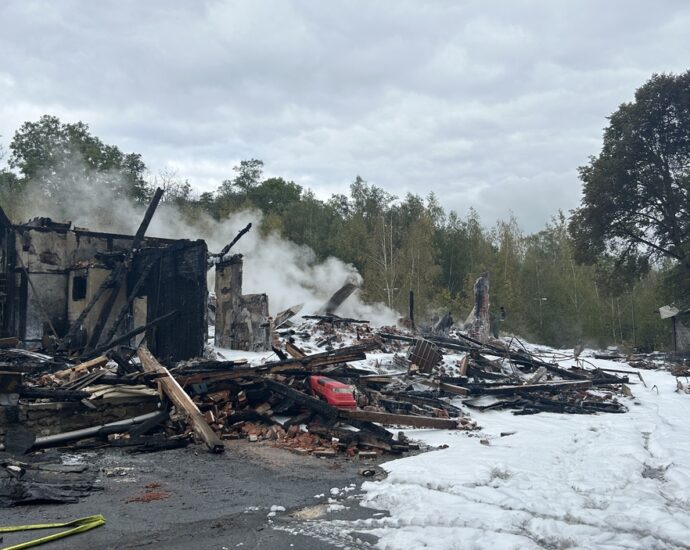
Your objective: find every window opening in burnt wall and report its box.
[72,275,87,301]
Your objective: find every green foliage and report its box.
[8,115,148,208]
[570,71,690,298]
[218,159,264,196]
[247,177,302,215]
[0,141,24,217]
[1,110,676,350]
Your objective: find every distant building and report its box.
[658,304,690,353]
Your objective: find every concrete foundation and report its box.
[0,396,160,440]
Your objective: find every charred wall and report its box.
[140,242,208,361]
[0,217,208,361]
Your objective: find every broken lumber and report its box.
[340,410,460,430]
[409,290,415,331]
[0,337,20,348]
[64,187,164,351]
[358,375,395,387]
[303,314,370,324]
[317,281,358,315]
[138,345,224,453]
[275,304,303,329]
[416,378,470,396]
[211,222,252,260]
[53,356,109,381]
[263,379,339,422]
[471,379,592,396]
[176,347,369,385]
[81,310,178,359]
[19,387,91,400]
[99,250,161,346]
[209,222,253,263]
[285,341,307,358]
[438,381,471,396]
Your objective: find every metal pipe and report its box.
[33,410,162,448]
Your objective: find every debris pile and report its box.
[376,329,631,415]
[2,316,638,461]
[0,310,644,510]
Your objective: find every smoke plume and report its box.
[10,152,399,325]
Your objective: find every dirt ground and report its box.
[1,441,389,549]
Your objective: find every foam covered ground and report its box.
[300,351,690,549]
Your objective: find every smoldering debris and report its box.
[2,314,638,476]
[0,194,672,515]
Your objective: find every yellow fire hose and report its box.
[0,515,105,550]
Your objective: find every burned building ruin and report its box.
[214,253,270,352]
[0,205,207,362]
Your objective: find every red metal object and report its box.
[308,375,357,409]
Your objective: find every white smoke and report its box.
[189,209,399,324]
[12,153,399,325]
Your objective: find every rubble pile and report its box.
[0,191,654,512]
[2,316,640,459]
[0,309,651,509]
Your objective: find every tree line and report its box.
[3,71,689,351]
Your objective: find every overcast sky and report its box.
[1,0,689,232]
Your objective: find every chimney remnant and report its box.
[214,254,270,352]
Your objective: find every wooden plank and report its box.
[53,356,109,381]
[458,355,469,376]
[269,351,366,372]
[176,344,369,384]
[419,379,470,396]
[317,282,358,315]
[0,336,20,348]
[274,304,303,329]
[138,345,224,453]
[342,417,394,442]
[358,375,395,387]
[263,379,339,422]
[528,366,547,384]
[474,379,592,396]
[285,341,306,358]
[409,290,415,331]
[341,409,460,430]
[438,381,471,396]
[209,222,253,263]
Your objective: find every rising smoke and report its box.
[11,153,399,325]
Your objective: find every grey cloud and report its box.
[1,0,690,231]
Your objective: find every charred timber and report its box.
[468,379,593,396]
[263,379,339,422]
[341,409,461,429]
[19,387,92,400]
[209,222,253,264]
[303,315,370,324]
[62,188,165,350]
[80,310,179,360]
[138,345,224,453]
